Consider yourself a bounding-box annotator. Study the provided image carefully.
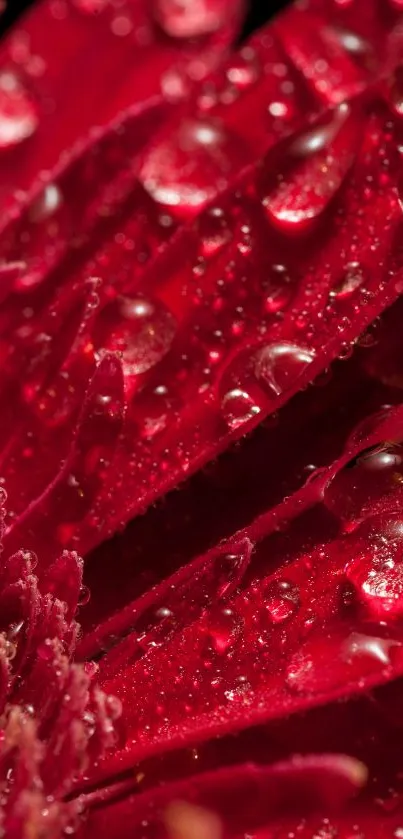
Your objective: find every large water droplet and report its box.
[324,443,403,524]
[206,606,243,654]
[219,341,315,429]
[153,0,229,38]
[0,72,38,150]
[262,103,358,231]
[329,261,366,300]
[345,514,403,620]
[226,49,259,90]
[254,341,316,397]
[220,387,262,430]
[139,118,249,220]
[197,206,232,258]
[94,296,176,378]
[286,629,401,695]
[263,264,294,314]
[265,579,300,624]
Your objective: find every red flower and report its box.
[1,0,403,837]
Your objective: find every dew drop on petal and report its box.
[78,585,91,606]
[334,28,371,58]
[153,0,229,38]
[139,118,249,220]
[254,342,316,398]
[216,538,253,599]
[220,387,262,430]
[262,103,357,231]
[264,579,300,624]
[329,261,366,300]
[0,72,38,150]
[263,264,294,314]
[324,443,403,523]
[94,296,177,377]
[29,183,63,222]
[197,206,232,258]
[206,606,243,654]
[347,409,392,447]
[219,341,315,429]
[286,631,402,695]
[345,514,403,620]
[226,50,259,90]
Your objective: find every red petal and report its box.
[4,353,125,562]
[79,755,368,839]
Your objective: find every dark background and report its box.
[0,0,291,38]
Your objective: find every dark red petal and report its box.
[79,755,367,839]
[3,353,125,563]
[79,535,253,668]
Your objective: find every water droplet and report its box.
[226,50,259,90]
[345,514,403,619]
[329,261,366,299]
[262,103,357,231]
[220,387,262,430]
[265,579,300,624]
[263,264,294,314]
[254,342,316,397]
[206,607,242,654]
[197,206,232,258]
[0,72,38,150]
[94,296,176,378]
[216,539,253,599]
[219,341,315,429]
[153,0,228,38]
[347,408,391,447]
[334,28,371,57]
[78,585,91,606]
[139,118,249,219]
[29,183,62,222]
[324,443,403,523]
[286,630,401,695]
